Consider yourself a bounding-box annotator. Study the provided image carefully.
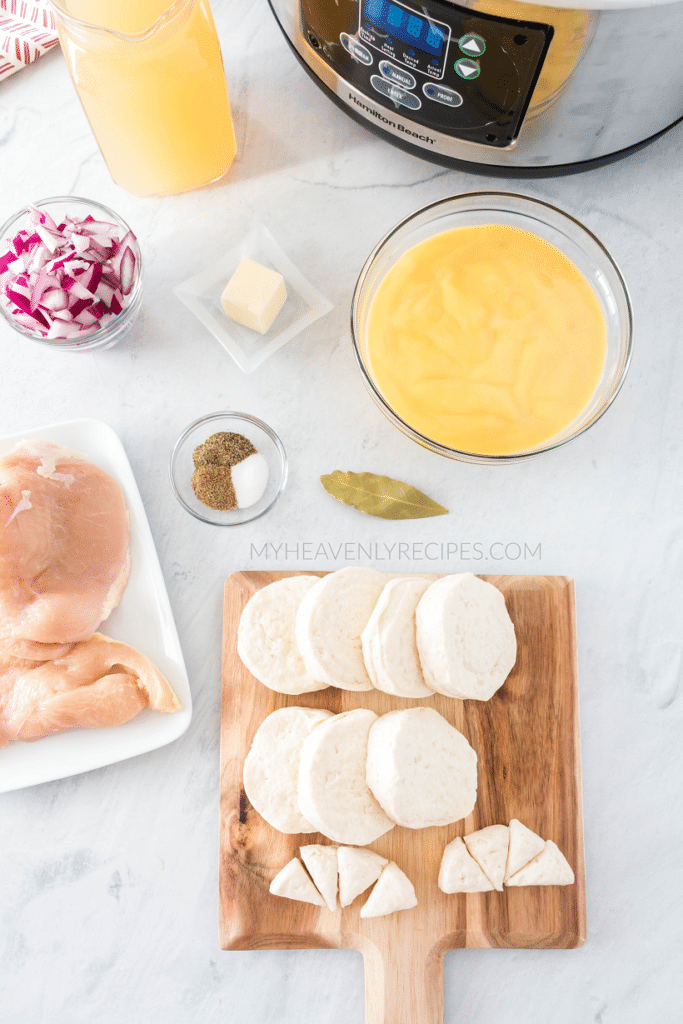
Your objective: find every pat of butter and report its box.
[221,258,287,335]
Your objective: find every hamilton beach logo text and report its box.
[348,93,436,144]
[249,541,541,562]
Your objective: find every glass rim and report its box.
[169,411,288,526]
[49,0,191,41]
[350,191,634,464]
[0,195,142,350]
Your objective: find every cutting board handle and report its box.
[362,937,444,1024]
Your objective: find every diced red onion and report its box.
[7,286,31,307]
[70,233,91,254]
[40,288,69,312]
[0,250,17,273]
[69,280,95,301]
[74,308,99,327]
[50,307,73,322]
[118,247,136,296]
[68,297,91,319]
[95,280,114,306]
[28,205,59,233]
[0,204,138,340]
[35,223,61,253]
[76,219,119,235]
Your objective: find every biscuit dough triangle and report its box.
[337,846,388,908]
[506,840,574,886]
[438,836,494,893]
[269,858,326,905]
[504,819,546,882]
[360,861,417,918]
[300,844,338,912]
[463,824,510,891]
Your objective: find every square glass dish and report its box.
[174,224,333,373]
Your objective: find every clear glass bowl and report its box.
[169,412,287,526]
[351,192,633,464]
[0,196,142,352]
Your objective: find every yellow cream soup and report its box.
[366,225,607,456]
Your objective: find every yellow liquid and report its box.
[55,0,236,196]
[366,226,607,456]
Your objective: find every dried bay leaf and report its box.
[320,470,448,520]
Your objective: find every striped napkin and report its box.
[0,0,59,82]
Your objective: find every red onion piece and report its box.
[74,308,99,327]
[40,288,69,312]
[111,231,136,274]
[95,281,115,306]
[8,283,30,302]
[71,233,91,254]
[0,250,17,273]
[69,281,94,301]
[7,290,49,328]
[30,269,60,310]
[35,224,61,253]
[118,248,136,296]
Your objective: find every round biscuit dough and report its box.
[297,708,395,845]
[243,706,333,833]
[362,577,434,698]
[365,706,478,829]
[295,567,388,690]
[415,573,516,700]
[237,576,329,694]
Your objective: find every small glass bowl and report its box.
[0,196,142,352]
[351,192,633,464]
[170,412,287,526]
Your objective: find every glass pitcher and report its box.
[51,0,237,196]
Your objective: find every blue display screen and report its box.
[363,0,446,57]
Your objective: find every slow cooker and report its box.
[267,0,683,172]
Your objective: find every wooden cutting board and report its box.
[219,572,585,1024]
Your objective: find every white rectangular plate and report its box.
[0,418,192,793]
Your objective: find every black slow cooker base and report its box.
[274,6,683,178]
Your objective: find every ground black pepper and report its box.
[191,465,237,511]
[191,431,257,510]
[193,431,256,468]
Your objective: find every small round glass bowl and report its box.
[351,192,633,464]
[170,412,287,526]
[0,196,142,352]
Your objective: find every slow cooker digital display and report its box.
[359,0,451,78]
[362,0,447,57]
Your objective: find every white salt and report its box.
[232,453,269,508]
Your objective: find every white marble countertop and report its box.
[1,2,682,1021]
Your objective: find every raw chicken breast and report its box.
[0,654,37,747]
[0,634,180,745]
[0,440,130,654]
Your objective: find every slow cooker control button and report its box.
[454,58,481,80]
[423,82,463,107]
[378,60,416,91]
[340,33,373,66]
[458,34,486,57]
[370,75,422,110]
